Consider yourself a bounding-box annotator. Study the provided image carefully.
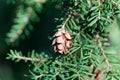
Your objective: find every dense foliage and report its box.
[3,0,120,80]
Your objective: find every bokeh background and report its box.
[0,0,60,80]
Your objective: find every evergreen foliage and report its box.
[5,0,120,80]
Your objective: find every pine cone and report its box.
[52,27,71,54]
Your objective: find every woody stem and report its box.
[62,14,71,28]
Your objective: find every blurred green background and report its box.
[0,0,60,80]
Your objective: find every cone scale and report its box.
[52,27,71,54]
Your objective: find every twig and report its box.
[98,0,101,19]
[87,0,91,7]
[34,0,46,3]
[62,14,72,28]
[14,55,49,62]
[96,33,111,69]
[111,0,120,8]
[35,74,44,79]
[53,72,60,77]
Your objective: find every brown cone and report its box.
[52,27,71,54]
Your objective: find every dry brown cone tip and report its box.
[52,27,71,54]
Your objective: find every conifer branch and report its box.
[7,6,33,43]
[96,33,111,69]
[15,6,32,38]
[5,0,120,79]
[13,55,48,62]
